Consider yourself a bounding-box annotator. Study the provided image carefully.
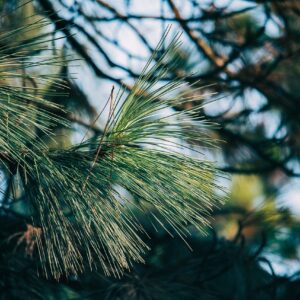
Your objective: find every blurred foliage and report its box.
[1,216,300,300]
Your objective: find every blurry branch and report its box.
[66,114,103,135]
[217,127,300,177]
[86,5,256,23]
[36,0,300,178]
[95,0,156,54]
[219,166,275,175]
[167,0,226,67]
[38,0,122,85]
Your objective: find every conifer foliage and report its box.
[0,5,223,280]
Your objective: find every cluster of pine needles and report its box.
[0,7,224,280]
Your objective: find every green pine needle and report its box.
[0,14,225,279]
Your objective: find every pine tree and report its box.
[0,3,223,283]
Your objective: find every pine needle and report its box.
[0,11,225,279]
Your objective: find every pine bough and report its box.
[0,13,224,279]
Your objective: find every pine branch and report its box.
[0,7,224,279]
